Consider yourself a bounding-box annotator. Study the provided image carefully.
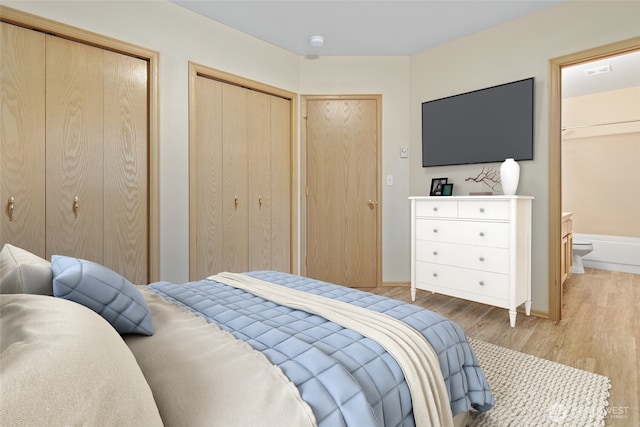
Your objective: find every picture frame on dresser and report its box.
[441,184,453,196]
[429,178,448,196]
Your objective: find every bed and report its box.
[0,244,493,426]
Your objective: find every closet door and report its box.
[192,76,224,278]
[248,90,271,270]
[45,35,104,262]
[190,72,292,278]
[103,50,148,285]
[222,84,248,272]
[0,23,46,257]
[269,96,291,272]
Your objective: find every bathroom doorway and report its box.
[548,37,640,321]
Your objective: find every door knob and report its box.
[73,196,79,218]
[8,196,14,221]
[367,200,375,209]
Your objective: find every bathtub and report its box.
[575,233,640,275]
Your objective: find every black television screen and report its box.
[421,77,534,167]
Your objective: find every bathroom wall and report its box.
[561,86,640,238]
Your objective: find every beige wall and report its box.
[4,1,640,307]
[409,0,640,312]
[562,86,640,238]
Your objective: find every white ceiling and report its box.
[170,0,567,56]
[171,0,640,97]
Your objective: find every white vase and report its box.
[500,158,520,195]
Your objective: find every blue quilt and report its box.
[148,271,493,427]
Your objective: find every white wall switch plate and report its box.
[386,175,394,185]
[400,146,408,158]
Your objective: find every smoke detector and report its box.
[309,35,324,47]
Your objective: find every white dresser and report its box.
[410,196,533,327]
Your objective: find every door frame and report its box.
[301,94,382,286]
[0,5,160,282]
[547,36,640,321]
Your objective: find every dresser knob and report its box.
[479,208,485,213]
[479,281,485,286]
[433,207,438,212]
[433,273,438,278]
[479,257,485,262]
[433,251,438,256]
[479,232,485,237]
[433,229,438,233]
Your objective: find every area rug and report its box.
[468,338,611,426]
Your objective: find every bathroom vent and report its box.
[584,64,611,76]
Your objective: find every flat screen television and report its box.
[421,77,534,167]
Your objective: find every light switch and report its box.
[400,146,408,158]
[386,175,394,186]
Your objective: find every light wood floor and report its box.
[363,268,639,426]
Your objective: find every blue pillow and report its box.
[51,256,153,336]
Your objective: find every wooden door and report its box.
[247,91,292,272]
[222,84,249,272]
[248,90,271,270]
[269,96,292,272]
[190,68,293,278]
[45,35,104,263]
[0,13,154,284]
[0,23,46,257]
[102,49,148,285]
[306,97,380,287]
[192,76,224,279]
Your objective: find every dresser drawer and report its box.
[415,200,457,218]
[416,241,510,274]
[416,219,510,248]
[458,200,510,220]
[415,262,509,302]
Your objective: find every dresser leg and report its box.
[509,310,517,327]
[525,300,532,316]
[411,287,416,302]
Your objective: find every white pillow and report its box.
[0,244,53,295]
[0,293,163,425]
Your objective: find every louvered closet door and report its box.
[0,23,46,257]
[193,76,224,278]
[45,35,104,263]
[103,49,148,285]
[222,84,249,272]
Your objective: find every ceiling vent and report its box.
[584,64,611,76]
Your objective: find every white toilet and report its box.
[572,240,593,274]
